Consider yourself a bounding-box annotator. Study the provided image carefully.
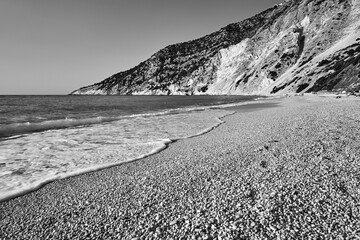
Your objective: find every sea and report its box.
[0,95,262,201]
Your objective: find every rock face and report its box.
[71,0,360,95]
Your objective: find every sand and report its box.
[1,95,360,239]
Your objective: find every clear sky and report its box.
[0,0,284,95]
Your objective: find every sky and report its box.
[0,0,284,95]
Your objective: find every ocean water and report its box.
[0,95,260,201]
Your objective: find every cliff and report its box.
[71,0,360,95]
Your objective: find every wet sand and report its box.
[1,95,360,239]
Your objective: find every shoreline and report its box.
[1,95,360,238]
[0,97,278,203]
[0,111,227,203]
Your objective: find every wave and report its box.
[0,96,271,140]
[0,110,235,203]
[0,116,115,139]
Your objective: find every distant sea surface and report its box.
[0,95,261,201]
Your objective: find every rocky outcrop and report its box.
[71,0,360,95]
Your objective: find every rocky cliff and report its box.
[71,0,360,95]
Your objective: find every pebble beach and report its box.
[1,95,360,239]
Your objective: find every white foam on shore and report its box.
[0,139,172,202]
[0,108,236,202]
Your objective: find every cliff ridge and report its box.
[71,0,360,95]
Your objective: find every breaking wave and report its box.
[0,99,264,140]
[0,108,234,202]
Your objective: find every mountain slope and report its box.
[71,0,360,95]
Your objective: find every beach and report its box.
[1,95,360,239]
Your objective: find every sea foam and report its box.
[0,109,233,202]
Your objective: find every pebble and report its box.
[1,96,360,239]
